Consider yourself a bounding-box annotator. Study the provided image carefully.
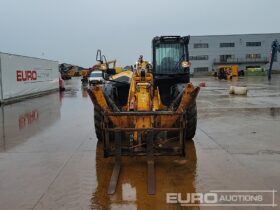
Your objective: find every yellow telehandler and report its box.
[88,36,200,195]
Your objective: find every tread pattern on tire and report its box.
[94,106,103,142]
[185,103,197,140]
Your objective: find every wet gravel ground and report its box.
[0,76,279,210]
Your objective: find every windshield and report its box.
[90,71,103,77]
[155,43,185,74]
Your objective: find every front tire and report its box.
[185,103,197,140]
[94,106,103,142]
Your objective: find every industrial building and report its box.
[189,33,280,75]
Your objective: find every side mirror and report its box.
[181,61,191,68]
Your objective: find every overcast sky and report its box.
[0,0,279,67]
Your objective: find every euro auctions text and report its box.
[166,190,277,207]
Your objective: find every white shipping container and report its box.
[0,52,59,104]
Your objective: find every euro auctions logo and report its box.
[16,70,37,81]
[166,190,277,207]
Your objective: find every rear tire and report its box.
[185,103,197,140]
[94,106,103,142]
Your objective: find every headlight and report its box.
[181,61,191,68]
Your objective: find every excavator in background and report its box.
[81,51,124,85]
[59,64,74,80]
[59,64,84,79]
[81,50,124,78]
[59,54,123,82]
[268,39,280,80]
[87,36,200,195]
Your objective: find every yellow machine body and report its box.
[218,65,238,79]
[88,60,199,142]
[87,37,199,195]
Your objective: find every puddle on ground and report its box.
[91,140,198,210]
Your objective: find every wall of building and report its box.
[189,33,280,75]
